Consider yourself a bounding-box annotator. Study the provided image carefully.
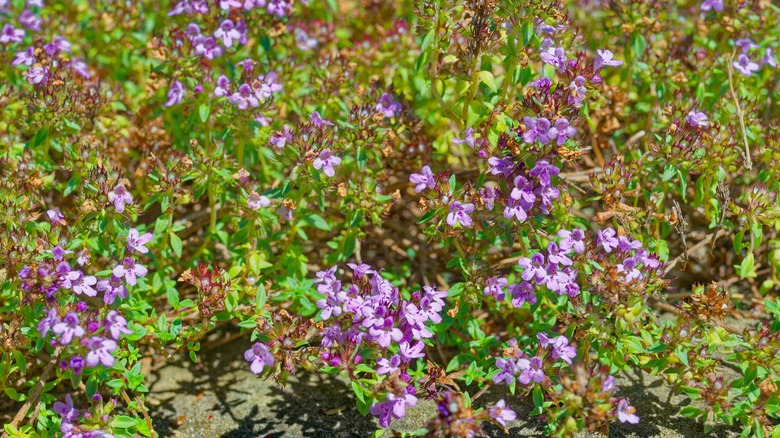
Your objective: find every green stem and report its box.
[461,55,482,125]
[208,186,217,234]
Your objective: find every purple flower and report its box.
[97,275,129,305]
[540,47,568,72]
[700,0,723,11]
[597,228,619,253]
[12,47,36,66]
[370,393,417,427]
[547,241,573,266]
[316,288,346,320]
[347,262,374,279]
[214,74,231,97]
[193,36,223,59]
[617,398,639,424]
[312,149,342,177]
[44,35,71,56]
[112,258,148,286]
[567,76,587,108]
[493,357,517,385]
[375,92,402,118]
[310,111,334,128]
[165,80,186,106]
[446,201,474,227]
[230,84,259,109]
[761,48,777,68]
[594,49,623,70]
[616,235,643,253]
[376,354,401,375]
[399,340,425,362]
[490,399,517,427]
[487,156,514,177]
[266,0,290,17]
[236,58,256,72]
[734,38,758,54]
[48,245,73,261]
[294,27,318,51]
[19,10,42,31]
[1,24,25,44]
[53,394,80,423]
[269,125,293,149]
[64,271,98,297]
[686,110,709,128]
[24,65,49,85]
[214,19,241,47]
[550,335,577,365]
[84,336,117,368]
[733,54,759,76]
[558,228,586,254]
[452,128,475,148]
[108,183,133,213]
[52,312,85,345]
[105,310,132,340]
[509,282,537,307]
[409,165,435,193]
[254,71,282,101]
[518,253,546,282]
[248,193,271,210]
[37,308,60,337]
[602,375,616,392]
[168,0,193,15]
[617,256,642,282]
[517,356,545,385]
[69,355,85,374]
[550,118,576,146]
[127,228,153,254]
[245,342,275,374]
[522,117,552,145]
[479,186,497,210]
[529,160,560,187]
[220,0,242,9]
[483,277,508,300]
[70,58,90,79]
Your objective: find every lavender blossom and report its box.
[409,165,435,193]
[97,275,129,305]
[446,201,474,227]
[165,80,186,106]
[112,258,148,286]
[84,336,117,367]
[245,342,275,374]
[375,92,402,118]
[594,49,623,70]
[127,228,153,254]
[52,312,85,345]
[105,310,133,340]
[686,110,709,128]
[108,183,133,213]
[312,149,342,177]
[490,400,517,427]
[733,54,759,76]
[1,24,25,44]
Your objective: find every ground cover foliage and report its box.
[1,0,780,436]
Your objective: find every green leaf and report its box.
[478,71,497,93]
[417,210,438,224]
[662,164,677,182]
[170,232,182,258]
[738,253,756,279]
[305,214,332,231]
[198,104,210,123]
[111,415,139,428]
[679,406,703,419]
